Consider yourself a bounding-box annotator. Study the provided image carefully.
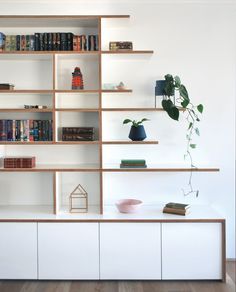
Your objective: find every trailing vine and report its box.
[161,74,204,197]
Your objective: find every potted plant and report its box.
[157,74,204,196]
[123,118,149,141]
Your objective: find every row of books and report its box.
[0,83,15,90]
[62,127,95,141]
[0,32,99,52]
[120,159,147,168]
[3,156,36,168]
[163,202,190,216]
[0,119,53,141]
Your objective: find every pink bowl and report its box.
[115,199,143,213]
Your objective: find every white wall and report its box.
[0,0,235,258]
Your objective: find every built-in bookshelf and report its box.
[0,15,219,220]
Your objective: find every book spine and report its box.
[39,33,44,51]
[29,35,35,51]
[33,120,39,141]
[67,33,73,51]
[12,120,16,141]
[7,120,13,141]
[48,33,52,51]
[73,35,78,51]
[5,35,11,51]
[60,33,67,51]
[20,35,26,51]
[34,33,40,51]
[56,33,61,50]
[77,36,81,51]
[0,120,7,141]
[16,35,21,50]
[0,32,6,52]
[26,35,30,51]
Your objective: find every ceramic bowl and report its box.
[115,199,143,213]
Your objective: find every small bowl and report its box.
[115,199,143,213]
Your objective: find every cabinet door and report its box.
[0,223,37,279]
[38,223,99,279]
[100,223,161,279]
[162,222,222,280]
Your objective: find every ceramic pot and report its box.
[128,125,147,141]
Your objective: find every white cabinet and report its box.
[0,223,37,279]
[162,222,222,280]
[38,223,99,279]
[100,223,161,279]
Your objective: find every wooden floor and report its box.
[0,261,235,292]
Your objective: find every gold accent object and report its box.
[69,184,88,213]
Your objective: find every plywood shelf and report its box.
[0,108,53,112]
[55,108,99,112]
[102,140,159,144]
[0,141,99,145]
[102,50,154,54]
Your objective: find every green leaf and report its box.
[162,99,173,111]
[188,122,193,130]
[140,118,150,123]
[195,128,200,136]
[123,119,132,124]
[197,104,204,113]
[179,84,189,101]
[174,76,181,87]
[164,74,174,82]
[190,144,196,149]
[167,106,179,121]
[181,99,189,108]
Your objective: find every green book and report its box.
[121,159,146,164]
[165,202,190,210]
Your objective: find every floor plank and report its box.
[0,262,235,292]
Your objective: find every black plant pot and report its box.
[128,125,147,141]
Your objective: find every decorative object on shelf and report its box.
[71,67,84,90]
[62,127,95,141]
[69,184,88,213]
[155,80,175,107]
[109,41,133,51]
[123,118,149,141]
[120,159,147,168]
[0,83,14,90]
[156,74,204,197]
[116,82,126,90]
[115,199,143,213]
[3,156,36,168]
[102,82,127,90]
[24,105,48,109]
[163,202,190,216]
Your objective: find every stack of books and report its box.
[62,127,95,141]
[0,119,53,142]
[3,156,36,168]
[0,83,15,90]
[0,32,99,52]
[120,159,147,168]
[163,202,190,216]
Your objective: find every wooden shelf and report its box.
[0,141,99,145]
[0,50,153,55]
[102,108,164,111]
[102,50,154,54]
[0,90,53,94]
[0,108,53,113]
[0,89,132,94]
[102,165,220,172]
[56,108,99,112]
[0,164,101,172]
[102,140,159,145]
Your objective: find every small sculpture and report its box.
[69,184,88,213]
[72,67,84,90]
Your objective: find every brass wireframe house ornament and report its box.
[69,184,88,213]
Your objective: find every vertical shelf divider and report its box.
[52,54,56,143]
[98,17,103,215]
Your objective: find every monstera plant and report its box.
[160,74,204,196]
